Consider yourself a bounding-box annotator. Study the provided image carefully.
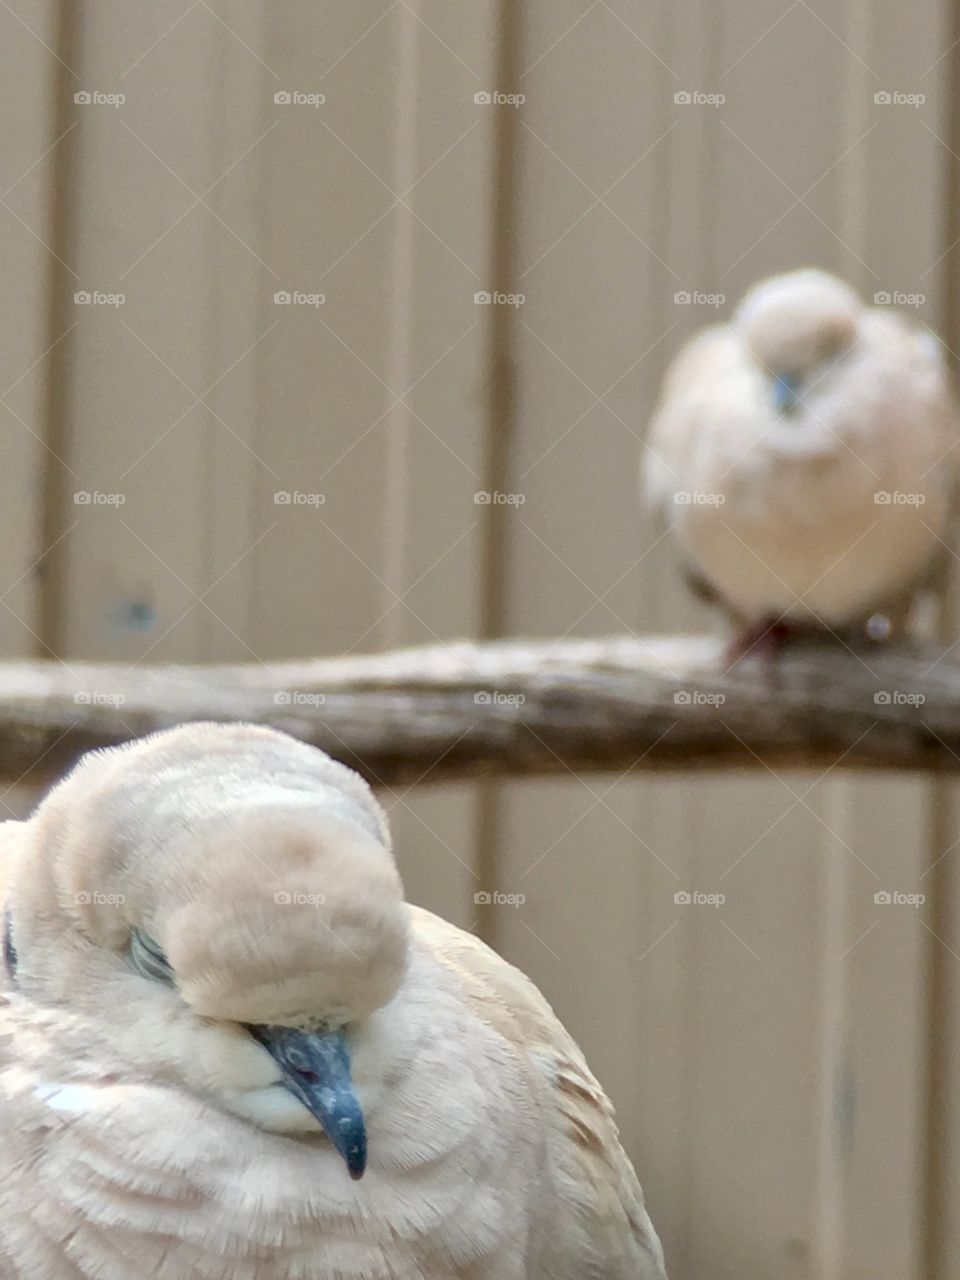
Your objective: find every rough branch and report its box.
[0,636,956,788]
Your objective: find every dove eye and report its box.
[130,928,176,987]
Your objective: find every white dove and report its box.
[644,268,960,656]
[0,722,666,1280]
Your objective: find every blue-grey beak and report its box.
[772,373,801,414]
[249,1024,367,1179]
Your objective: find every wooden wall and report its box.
[2,2,958,1276]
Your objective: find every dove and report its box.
[0,722,666,1280]
[644,268,960,656]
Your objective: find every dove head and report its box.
[734,269,861,412]
[8,723,410,1176]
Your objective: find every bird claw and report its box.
[724,618,832,671]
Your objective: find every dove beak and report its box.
[772,373,801,414]
[249,1023,367,1179]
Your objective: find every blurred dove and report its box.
[644,268,960,656]
[0,723,666,1280]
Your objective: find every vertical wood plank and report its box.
[0,0,66,814]
[926,0,960,1269]
[0,0,66,664]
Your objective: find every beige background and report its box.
[2,2,959,1277]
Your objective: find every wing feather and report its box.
[410,906,667,1278]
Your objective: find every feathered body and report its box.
[645,270,960,636]
[0,724,665,1280]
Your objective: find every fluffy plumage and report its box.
[0,723,665,1279]
[644,269,960,647]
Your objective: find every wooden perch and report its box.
[0,636,957,788]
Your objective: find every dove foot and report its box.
[725,618,829,669]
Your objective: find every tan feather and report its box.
[0,725,666,1279]
[644,269,960,636]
